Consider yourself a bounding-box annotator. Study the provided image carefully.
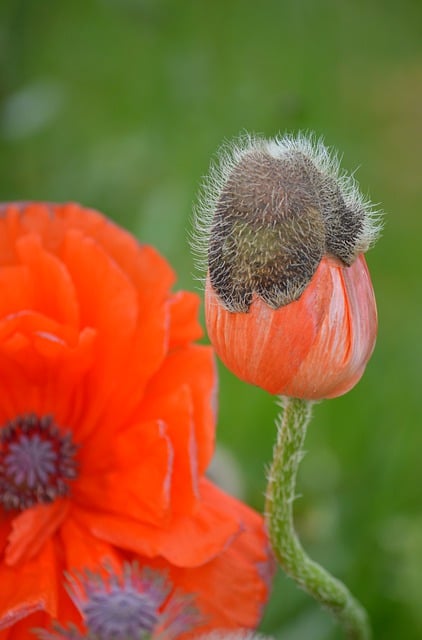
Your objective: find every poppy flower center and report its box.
[38,564,200,640]
[82,587,159,640]
[0,414,78,511]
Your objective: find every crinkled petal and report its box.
[0,323,96,424]
[158,386,199,513]
[62,228,172,443]
[164,481,273,634]
[136,385,199,513]
[74,420,173,524]
[0,611,51,640]
[15,234,79,327]
[142,345,217,474]
[58,229,139,439]
[60,514,122,573]
[54,203,176,303]
[0,539,58,630]
[73,479,243,568]
[5,500,69,567]
[139,481,275,640]
[88,304,170,441]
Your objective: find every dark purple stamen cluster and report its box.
[0,413,78,511]
[83,586,159,639]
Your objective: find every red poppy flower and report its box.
[0,203,272,638]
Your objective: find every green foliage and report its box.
[0,1,421,638]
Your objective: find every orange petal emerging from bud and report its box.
[205,255,377,400]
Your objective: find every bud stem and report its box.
[265,397,371,640]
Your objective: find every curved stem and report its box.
[265,397,371,640]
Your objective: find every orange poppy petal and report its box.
[54,204,176,305]
[327,255,377,396]
[0,539,58,630]
[84,303,170,443]
[0,610,51,640]
[142,345,217,474]
[60,515,122,573]
[59,229,139,438]
[205,266,328,396]
[153,478,243,567]
[0,512,13,558]
[0,325,96,424]
[0,266,31,318]
[135,385,199,513]
[74,420,173,524]
[0,310,78,349]
[0,205,19,264]
[168,291,203,349]
[289,256,377,398]
[0,203,53,265]
[72,509,162,559]
[62,228,138,347]
[165,484,273,634]
[145,386,200,513]
[61,229,173,443]
[5,500,69,567]
[0,203,61,253]
[15,234,79,327]
[73,480,243,568]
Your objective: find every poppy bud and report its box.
[195,134,381,399]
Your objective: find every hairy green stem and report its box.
[265,397,371,640]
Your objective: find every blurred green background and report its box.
[0,1,421,638]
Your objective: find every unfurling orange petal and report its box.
[206,255,377,400]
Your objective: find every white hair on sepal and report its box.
[335,166,383,254]
[190,132,266,283]
[264,131,383,254]
[191,131,383,298]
